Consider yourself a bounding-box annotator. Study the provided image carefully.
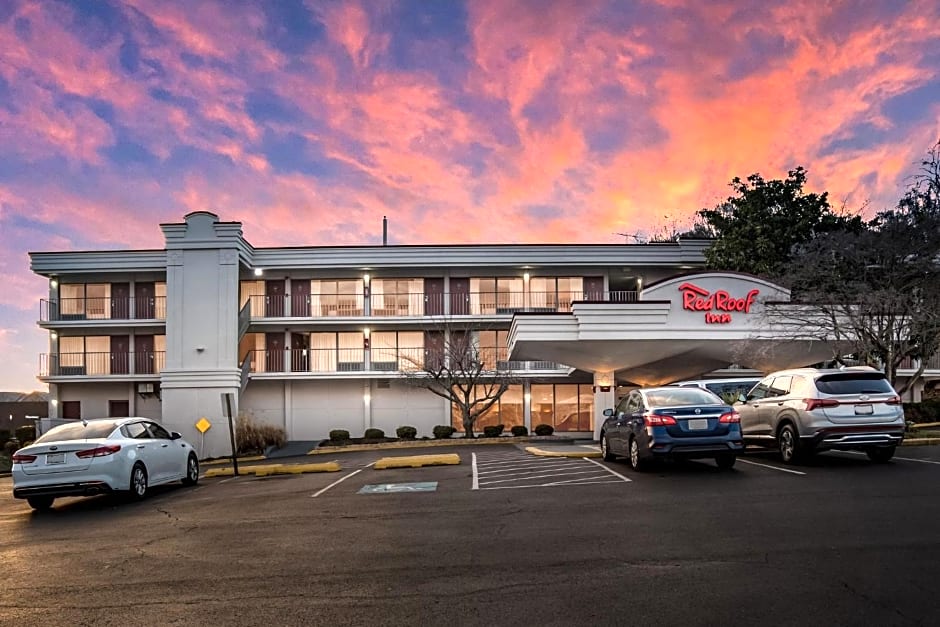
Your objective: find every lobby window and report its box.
[531,383,594,432]
[451,384,524,431]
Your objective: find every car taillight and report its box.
[719,411,740,423]
[76,445,122,459]
[645,414,677,426]
[804,398,840,411]
[884,396,902,405]
[11,453,37,463]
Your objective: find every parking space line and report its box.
[481,479,622,490]
[836,451,940,465]
[584,457,632,482]
[311,462,376,498]
[479,468,602,486]
[479,461,575,475]
[738,459,806,475]
[472,453,479,490]
[543,478,625,486]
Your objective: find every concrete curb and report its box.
[373,454,461,469]
[202,455,265,466]
[525,446,602,458]
[204,462,341,478]
[902,438,940,446]
[307,436,571,455]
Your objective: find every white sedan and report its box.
[12,417,200,511]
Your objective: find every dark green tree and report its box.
[697,167,863,277]
[774,141,940,394]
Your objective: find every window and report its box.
[309,332,366,371]
[451,384,524,430]
[767,376,792,397]
[531,383,595,431]
[371,279,423,316]
[124,422,150,439]
[470,278,523,314]
[747,379,774,401]
[529,277,584,311]
[312,280,363,316]
[814,373,894,395]
[476,330,509,368]
[146,422,172,439]
[371,331,424,371]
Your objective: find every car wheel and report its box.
[27,496,54,511]
[866,446,896,463]
[182,453,200,486]
[715,454,736,470]
[601,433,616,462]
[129,463,148,500]
[629,437,647,472]
[778,424,800,464]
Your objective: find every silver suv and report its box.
[736,367,905,463]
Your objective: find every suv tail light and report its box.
[644,414,677,426]
[804,398,840,411]
[884,396,902,405]
[719,411,740,423]
[11,453,37,463]
[76,445,122,459]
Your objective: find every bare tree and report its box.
[398,321,520,438]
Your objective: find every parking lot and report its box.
[3,443,940,626]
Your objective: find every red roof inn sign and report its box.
[679,282,760,324]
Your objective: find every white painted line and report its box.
[479,462,574,475]
[837,450,940,465]
[475,458,546,467]
[584,457,633,482]
[311,462,374,498]
[543,476,623,486]
[578,445,601,451]
[481,479,624,490]
[479,469,602,486]
[737,459,807,475]
[472,453,479,490]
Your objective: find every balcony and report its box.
[40,297,167,322]
[245,347,564,375]
[245,290,638,319]
[897,354,940,372]
[39,352,166,377]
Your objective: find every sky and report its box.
[1,0,939,392]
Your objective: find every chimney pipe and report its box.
[382,216,387,246]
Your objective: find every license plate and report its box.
[855,404,874,415]
[688,419,709,430]
[46,453,66,464]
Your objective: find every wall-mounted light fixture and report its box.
[50,279,58,288]
[50,331,58,340]
[363,328,370,349]
[523,272,530,281]
[254,268,264,277]
[363,392,371,405]
[363,273,370,285]
[51,399,58,406]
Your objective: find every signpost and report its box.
[195,417,211,461]
[221,392,239,477]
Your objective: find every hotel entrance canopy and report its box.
[507,272,834,385]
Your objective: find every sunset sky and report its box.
[1,0,939,392]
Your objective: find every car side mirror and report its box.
[603,408,613,417]
[170,431,182,440]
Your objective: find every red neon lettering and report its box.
[678,283,760,322]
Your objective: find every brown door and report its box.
[583,276,604,301]
[135,282,155,319]
[291,333,309,372]
[266,280,285,317]
[62,401,81,419]
[111,335,129,374]
[424,278,444,315]
[424,331,444,370]
[291,279,310,317]
[112,283,130,319]
[266,333,284,372]
[135,335,154,374]
[450,278,470,315]
[109,400,130,418]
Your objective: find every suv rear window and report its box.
[814,373,894,395]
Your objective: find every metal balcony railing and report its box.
[40,297,167,322]
[39,352,166,376]
[243,346,562,374]
[898,354,940,371]
[246,290,639,318]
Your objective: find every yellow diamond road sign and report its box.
[195,417,211,434]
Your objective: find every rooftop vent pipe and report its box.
[383,216,387,246]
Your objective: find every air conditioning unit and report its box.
[137,383,154,394]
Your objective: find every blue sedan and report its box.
[601,386,743,471]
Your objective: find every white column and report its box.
[592,371,616,441]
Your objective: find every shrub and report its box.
[903,400,940,424]
[363,428,385,440]
[329,429,351,442]
[396,425,418,440]
[235,415,287,455]
[15,425,35,443]
[482,425,503,438]
[534,423,555,436]
[433,425,456,439]
[510,425,528,437]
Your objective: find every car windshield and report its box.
[815,373,895,395]
[34,421,119,444]
[646,388,723,407]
